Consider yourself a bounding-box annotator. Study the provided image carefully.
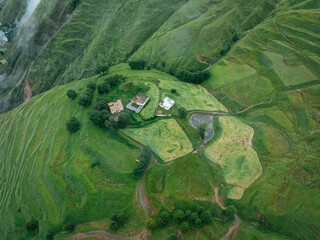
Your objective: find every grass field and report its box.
[205,116,262,199]
[121,119,193,162]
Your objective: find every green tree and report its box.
[66,117,80,133]
[181,221,189,233]
[158,211,171,226]
[86,82,96,91]
[190,212,198,223]
[97,81,110,94]
[195,218,202,227]
[200,210,212,224]
[173,209,185,223]
[147,219,156,230]
[64,223,75,232]
[93,98,108,111]
[118,112,130,128]
[66,89,77,99]
[96,65,109,75]
[78,93,93,107]
[178,107,187,119]
[26,220,38,232]
[224,205,237,216]
[109,221,119,230]
[198,122,208,139]
[90,110,110,126]
[129,60,147,70]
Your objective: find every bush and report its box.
[93,98,108,111]
[118,112,130,128]
[66,117,80,133]
[105,74,126,88]
[195,218,202,227]
[111,211,127,226]
[129,60,147,70]
[190,212,198,223]
[64,223,75,232]
[181,221,189,233]
[146,65,151,70]
[147,219,156,230]
[86,82,96,91]
[66,89,77,99]
[26,220,38,231]
[109,221,119,230]
[168,233,178,240]
[170,89,177,93]
[158,211,171,226]
[95,65,109,75]
[178,107,187,119]
[46,231,55,240]
[78,92,93,107]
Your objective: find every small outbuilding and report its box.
[108,100,124,114]
[159,97,175,110]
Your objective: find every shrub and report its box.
[118,112,130,128]
[105,74,126,88]
[46,231,55,240]
[66,117,80,133]
[168,233,178,240]
[95,65,109,75]
[93,98,108,111]
[170,89,177,93]
[181,221,189,233]
[146,65,151,70]
[26,220,38,231]
[195,218,202,227]
[147,219,156,230]
[178,107,187,119]
[158,211,171,226]
[111,211,127,226]
[190,212,198,223]
[109,221,119,230]
[64,223,75,232]
[66,89,77,99]
[86,82,96,91]
[129,60,147,70]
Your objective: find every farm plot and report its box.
[205,116,262,199]
[121,119,193,162]
[158,80,227,112]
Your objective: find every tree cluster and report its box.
[128,60,147,70]
[66,89,77,99]
[176,69,211,84]
[97,74,126,94]
[109,211,128,230]
[66,117,80,133]
[150,206,213,233]
[78,82,96,107]
[133,146,153,177]
[95,65,109,75]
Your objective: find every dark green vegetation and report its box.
[0,0,319,239]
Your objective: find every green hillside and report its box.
[0,0,319,239]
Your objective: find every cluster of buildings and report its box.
[107,92,175,115]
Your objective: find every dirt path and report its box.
[24,78,32,102]
[196,54,210,66]
[214,187,226,210]
[68,230,132,240]
[222,214,241,240]
[139,176,150,217]
[273,18,296,46]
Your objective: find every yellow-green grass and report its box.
[205,116,262,199]
[140,82,160,119]
[159,79,228,112]
[262,51,317,86]
[121,119,193,162]
[0,78,141,238]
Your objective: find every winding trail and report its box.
[214,187,226,210]
[139,176,149,217]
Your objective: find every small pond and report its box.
[190,114,214,143]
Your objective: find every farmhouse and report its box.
[160,97,175,110]
[126,92,149,113]
[131,92,149,106]
[108,100,124,114]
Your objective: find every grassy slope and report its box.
[202,6,320,240]
[0,74,143,239]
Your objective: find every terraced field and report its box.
[122,119,193,162]
[0,78,142,238]
[205,116,262,199]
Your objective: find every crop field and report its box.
[158,80,227,112]
[0,78,142,238]
[121,119,193,162]
[205,116,262,199]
